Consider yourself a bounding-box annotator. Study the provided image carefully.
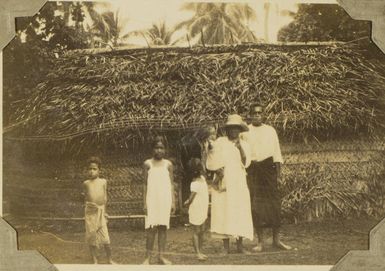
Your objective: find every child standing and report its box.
[184,158,209,261]
[143,138,176,265]
[82,156,115,264]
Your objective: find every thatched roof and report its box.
[5,43,385,145]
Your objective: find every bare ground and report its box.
[10,217,381,265]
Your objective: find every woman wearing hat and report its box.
[206,114,254,253]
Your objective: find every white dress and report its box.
[145,159,173,229]
[189,176,209,226]
[207,137,254,240]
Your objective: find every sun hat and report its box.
[224,114,249,132]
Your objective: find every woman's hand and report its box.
[234,139,247,165]
[234,138,241,149]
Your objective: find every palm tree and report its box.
[263,2,271,42]
[228,3,257,41]
[176,3,257,45]
[146,21,177,45]
[83,2,128,47]
[97,10,120,46]
[126,21,178,46]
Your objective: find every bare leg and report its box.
[253,227,264,252]
[192,226,200,254]
[236,237,244,253]
[223,238,230,254]
[199,226,207,257]
[158,226,172,265]
[143,227,156,264]
[193,226,205,260]
[89,245,98,264]
[197,225,207,260]
[273,227,292,250]
[104,245,116,264]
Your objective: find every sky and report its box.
[76,0,338,45]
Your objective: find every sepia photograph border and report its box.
[1,0,385,270]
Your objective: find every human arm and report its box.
[82,181,87,202]
[103,179,109,218]
[143,161,150,214]
[183,192,197,207]
[275,162,281,179]
[272,128,283,177]
[184,179,199,206]
[104,179,108,205]
[234,138,247,166]
[272,129,283,164]
[168,162,176,214]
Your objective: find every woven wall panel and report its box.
[3,140,385,221]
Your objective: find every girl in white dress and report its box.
[142,138,176,265]
[184,158,209,261]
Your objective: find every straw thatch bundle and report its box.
[7,43,385,147]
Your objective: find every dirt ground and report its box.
[13,217,380,265]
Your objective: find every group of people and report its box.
[81,103,291,265]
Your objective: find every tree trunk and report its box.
[264,1,270,43]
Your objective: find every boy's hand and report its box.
[183,199,190,207]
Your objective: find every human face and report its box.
[226,126,241,140]
[250,106,263,126]
[153,142,165,160]
[208,126,217,141]
[88,163,100,179]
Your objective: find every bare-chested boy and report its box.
[83,156,115,264]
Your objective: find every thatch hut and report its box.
[4,43,385,226]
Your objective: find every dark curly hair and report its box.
[151,135,167,148]
[87,156,102,169]
[188,158,204,178]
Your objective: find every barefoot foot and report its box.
[159,256,172,265]
[142,258,150,265]
[252,244,263,252]
[197,253,208,261]
[238,249,252,255]
[197,254,207,261]
[273,241,292,250]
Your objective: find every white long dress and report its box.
[188,176,209,226]
[207,136,254,240]
[145,159,173,229]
